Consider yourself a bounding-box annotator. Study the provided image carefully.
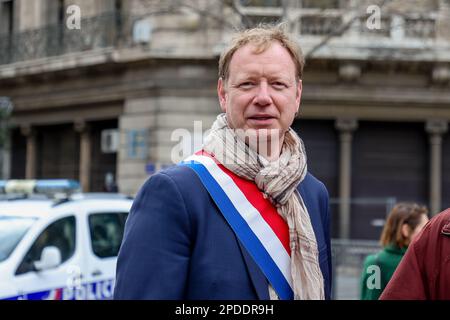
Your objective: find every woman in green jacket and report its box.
[360,202,429,300]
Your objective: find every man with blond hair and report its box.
[114,25,332,300]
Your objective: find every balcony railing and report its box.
[240,0,340,9]
[404,17,437,38]
[236,0,442,40]
[300,15,343,36]
[0,5,446,66]
[239,0,282,7]
[0,12,130,65]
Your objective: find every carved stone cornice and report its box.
[426,119,448,135]
[339,63,361,83]
[20,124,34,137]
[74,119,90,133]
[432,65,450,85]
[335,118,359,132]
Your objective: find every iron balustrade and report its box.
[0,12,131,65]
[0,6,443,66]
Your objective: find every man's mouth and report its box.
[247,115,276,121]
[246,116,277,128]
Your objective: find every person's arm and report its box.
[317,182,332,299]
[323,186,332,298]
[379,242,427,300]
[114,172,192,299]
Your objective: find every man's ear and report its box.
[218,77,227,112]
[296,79,302,112]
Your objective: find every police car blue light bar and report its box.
[0,179,81,195]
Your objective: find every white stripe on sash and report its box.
[184,154,293,290]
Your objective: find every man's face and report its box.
[218,42,302,139]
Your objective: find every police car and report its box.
[0,180,133,300]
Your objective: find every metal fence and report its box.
[328,198,394,299]
[329,197,397,239]
[0,12,135,65]
[1,5,444,66]
[331,238,381,300]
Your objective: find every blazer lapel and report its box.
[237,240,270,300]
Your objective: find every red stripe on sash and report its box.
[196,151,291,255]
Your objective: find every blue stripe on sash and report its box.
[180,160,294,300]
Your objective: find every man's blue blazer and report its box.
[114,165,332,299]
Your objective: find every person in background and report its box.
[360,202,429,300]
[103,172,118,193]
[380,208,450,300]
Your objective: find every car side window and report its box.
[88,212,127,258]
[15,216,76,275]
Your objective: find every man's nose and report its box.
[254,82,272,106]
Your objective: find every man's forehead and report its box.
[228,43,296,79]
[231,66,290,79]
[231,42,291,61]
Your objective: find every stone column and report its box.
[335,118,358,239]
[426,120,448,215]
[21,124,36,179]
[436,0,450,42]
[1,133,11,180]
[75,120,91,192]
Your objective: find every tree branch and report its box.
[304,0,389,59]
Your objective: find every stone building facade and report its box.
[1,0,450,239]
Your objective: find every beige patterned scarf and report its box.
[203,113,324,300]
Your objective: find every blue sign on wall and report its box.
[127,129,147,159]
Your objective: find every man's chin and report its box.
[246,118,278,128]
[233,128,282,159]
[244,127,282,136]
[235,127,283,144]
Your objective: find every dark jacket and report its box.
[114,165,332,299]
[380,208,450,300]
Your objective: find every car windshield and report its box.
[0,216,37,262]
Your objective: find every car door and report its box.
[12,215,83,300]
[83,210,128,300]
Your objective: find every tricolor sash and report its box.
[180,151,293,300]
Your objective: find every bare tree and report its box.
[131,0,447,59]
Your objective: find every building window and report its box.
[240,0,282,7]
[300,15,343,36]
[115,0,122,15]
[0,0,14,35]
[302,0,340,9]
[404,17,436,39]
[57,0,65,25]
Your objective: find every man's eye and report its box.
[239,82,254,88]
[272,82,287,89]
